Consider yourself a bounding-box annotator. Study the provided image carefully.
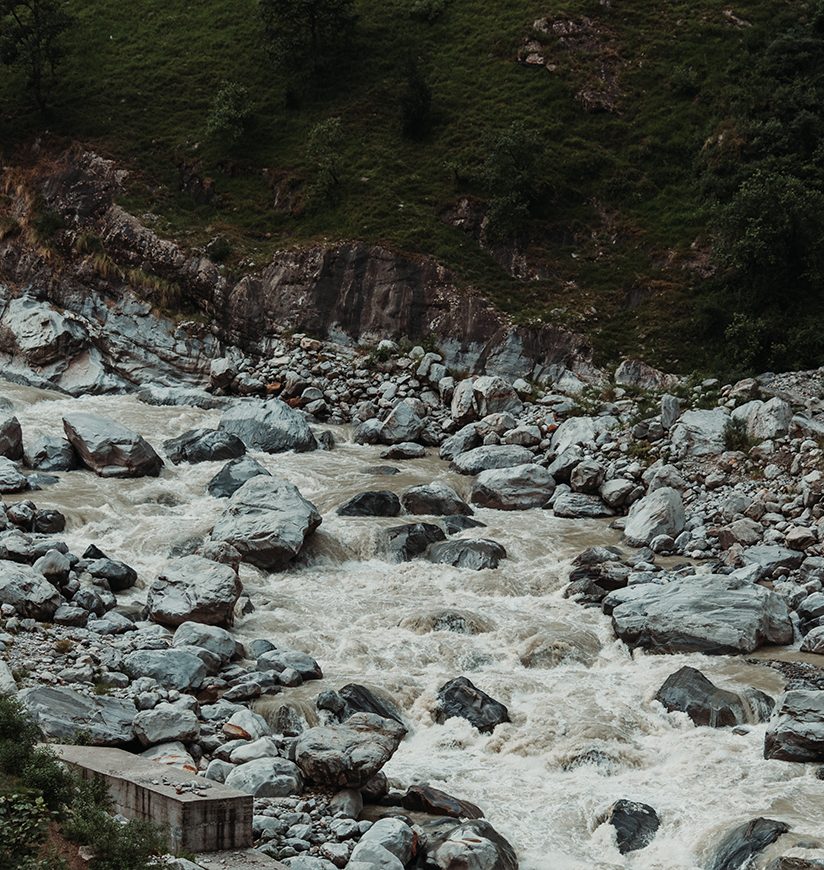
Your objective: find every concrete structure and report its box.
[53,745,253,853]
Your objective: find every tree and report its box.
[259,0,355,76]
[0,0,72,113]
[206,80,253,146]
[306,116,344,205]
[400,58,432,139]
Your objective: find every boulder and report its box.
[550,415,616,454]
[669,408,729,456]
[63,412,163,477]
[434,677,510,733]
[24,434,79,471]
[383,523,446,561]
[553,492,614,518]
[337,491,401,517]
[609,575,793,654]
[400,785,484,819]
[427,819,518,870]
[123,648,207,691]
[439,424,480,461]
[141,742,197,773]
[133,703,200,746]
[450,379,477,425]
[18,686,134,745]
[218,399,317,453]
[606,800,660,854]
[451,445,534,475]
[337,684,406,727]
[224,757,304,797]
[401,483,472,517]
[623,487,685,547]
[86,557,137,593]
[172,621,237,664]
[380,402,424,444]
[656,666,774,727]
[426,539,507,571]
[0,562,62,619]
[352,818,416,865]
[210,476,321,570]
[569,460,605,494]
[163,428,246,464]
[293,713,406,788]
[614,359,676,392]
[472,376,523,417]
[207,456,271,498]
[381,442,425,460]
[741,545,804,579]
[733,397,793,441]
[0,414,23,460]
[0,457,28,493]
[258,648,323,681]
[708,818,790,870]
[471,464,555,510]
[764,690,824,762]
[147,555,241,627]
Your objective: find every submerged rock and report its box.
[383,522,446,562]
[163,428,245,464]
[63,412,163,477]
[426,538,507,570]
[435,676,510,733]
[337,491,401,517]
[606,799,660,854]
[708,818,790,870]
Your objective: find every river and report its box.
[3,380,821,869]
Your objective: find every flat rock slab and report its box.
[52,745,253,854]
[197,851,287,868]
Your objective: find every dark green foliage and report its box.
[0,0,72,111]
[258,0,355,76]
[306,116,343,205]
[400,58,432,139]
[0,793,53,868]
[723,418,757,453]
[206,80,252,145]
[479,121,546,241]
[409,0,447,23]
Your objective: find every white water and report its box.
[4,381,823,870]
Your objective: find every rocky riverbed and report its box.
[1,337,824,869]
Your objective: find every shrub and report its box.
[723,418,756,453]
[206,81,252,145]
[306,116,344,206]
[0,793,53,868]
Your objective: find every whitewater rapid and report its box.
[3,381,822,870]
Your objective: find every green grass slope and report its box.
[0,0,813,373]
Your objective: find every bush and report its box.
[670,64,700,97]
[206,81,252,145]
[306,116,344,206]
[400,59,432,139]
[0,793,53,869]
[723,418,756,453]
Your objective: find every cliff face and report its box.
[0,149,596,392]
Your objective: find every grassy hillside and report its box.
[0,0,816,374]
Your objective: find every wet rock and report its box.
[123,648,207,691]
[258,648,323,681]
[63,412,163,477]
[380,402,424,444]
[708,818,790,870]
[764,690,824,762]
[147,555,241,626]
[451,444,534,475]
[623,487,686,547]
[399,609,492,635]
[656,666,774,727]
[435,676,510,733]
[381,442,425,460]
[609,575,793,654]
[427,819,518,870]
[24,434,79,471]
[337,491,401,517]
[553,492,614,518]
[606,799,660,854]
[163,428,246,464]
[426,539,507,570]
[224,757,304,797]
[86,557,137,592]
[0,562,62,619]
[0,457,28,493]
[210,476,321,570]
[442,514,486,535]
[218,399,317,453]
[18,685,135,745]
[439,424,481,461]
[0,414,23,460]
[400,785,484,819]
[401,483,472,517]
[207,455,271,498]
[293,712,406,788]
[383,522,446,561]
[470,463,555,510]
[337,683,406,727]
[133,703,199,746]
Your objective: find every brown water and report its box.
[3,380,822,869]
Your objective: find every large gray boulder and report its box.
[426,539,507,571]
[218,400,317,453]
[172,621,237,664]
[764,690,824,762]
[0,457,28,493]
[293,713,405,788]
[380,402,424,445]
[147,555,241,627]
[471,463,555,510]
[451,445,533,475]
[133,703,200,746]
[623,487,685,547]
[24,434,79,471]
[669,409,728,456]
[210,476,321,570]
[427,819,518,870]
[0,414,22,460]
[224,757,304,797]
[609,575,793,654]
[707,818,790,870]
[18,685,135,745]
[401,483,472,516]
[163,428,245,464]
[207,456,271,498]
[732,397,793,441]
[550,415,617,454]
[123,648,207,691]
[0,562,62,619]
[63,412,163,477]
[656,666,774,727]
[472,376,523,417]
[614,359,676,392]
[553,492,614,518]
[434,677,510,733]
